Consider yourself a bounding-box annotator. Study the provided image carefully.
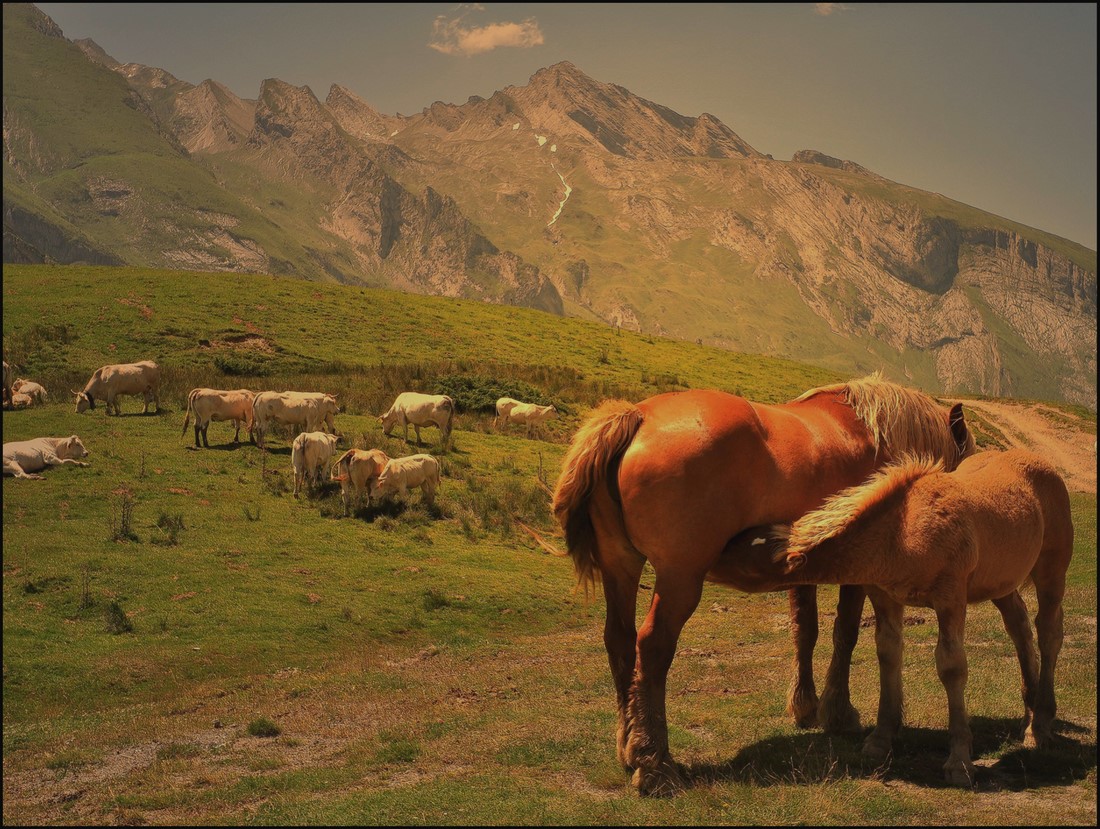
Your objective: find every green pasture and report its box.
[2,264,1096,825]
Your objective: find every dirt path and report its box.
[954,398,1097,494]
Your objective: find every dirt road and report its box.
[955,398,1097,494]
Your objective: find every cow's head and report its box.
[379,410,398,435]
[58,435,90,460]
[71,390,95,413]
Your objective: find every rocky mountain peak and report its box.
[325,84,396,141]
[73,38,119,69]
[791,149,878,178]
[507,61,759,161]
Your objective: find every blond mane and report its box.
[797,371,970,469]
[786,455,944,558]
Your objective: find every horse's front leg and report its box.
[862,588,904,763]
[934,593,973,787]
[624,571,704,797]
[818,584,865,732]
[786,586,819,727]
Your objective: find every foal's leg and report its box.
[1029,551,1069,748]
[991,591,1039,738]
[934,592,973,787]
[786,586,819,727]
[819,584,865,733]
[862,589,904,763]
[625,569,705,796]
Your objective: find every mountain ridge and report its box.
[2,4,1094,407]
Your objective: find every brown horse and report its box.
[723,449,1073,787]
[552,373,975,795]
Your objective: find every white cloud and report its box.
[430,6,544,56]
[814,3,853,14]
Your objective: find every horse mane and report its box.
[796,371,967,469]
[784,454,944,558]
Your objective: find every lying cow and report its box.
[380,392,454,448]
[503,401,557,438]
[12,379,47,403]
[73,360,160,415]
[253,391,339,449]
[3,435,90,479]
[8,392,34,409]
[182,388,255,447]
[370,453,441,507]
[330,448,390,516]
[291,431,341,498]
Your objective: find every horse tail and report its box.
[786,454,942,565]
[552,400,644,591]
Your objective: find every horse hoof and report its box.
[632,758,686,797]
[943,760,975,788]
[820,702,862,734]
[786,693,819,729]
[861,735,891,762]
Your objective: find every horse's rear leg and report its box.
[601,560,644,771]
[862,588,904,764]
[625,571,704,796]
[818,584,865,733]
[786,586,819,728]
[1029,549,1069,748]
[591,488,646,772]
[991,590,1039,738]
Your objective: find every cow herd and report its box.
[2,359,558,517]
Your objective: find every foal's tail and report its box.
[551,400,644,591]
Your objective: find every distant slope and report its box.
[3,4,1095,408]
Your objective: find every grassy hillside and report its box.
[3,264,1095,825]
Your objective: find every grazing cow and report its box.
[330,448,391,515]
[380,392,454,448]
[182,388,256,447]
[252,391,339,448]
[3,435,90,479]
[291,431,342,498]
[12,379,48,403]
[370,453,441,506]
[494,397,523,427]
[504,402,557,438]
[72,360,160,415]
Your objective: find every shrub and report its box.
[433,374,559,413]
[246,717,281,738]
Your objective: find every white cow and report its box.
[73,360,160,415]
[370,453,441,506]
[291,431,342,498]
[504,402,557,438]
[3,435,90,479]
[330,448,390,515]
[380,392,454,448]
[9,392,34,409]
[494,396,523,427]
[12,379,48,403]
[252,391,339,448]
[182,388,256,447]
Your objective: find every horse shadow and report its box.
[682,717,1096,792]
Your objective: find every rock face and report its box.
[3,5,1095,407]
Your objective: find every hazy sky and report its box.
[36,3,1097,249]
